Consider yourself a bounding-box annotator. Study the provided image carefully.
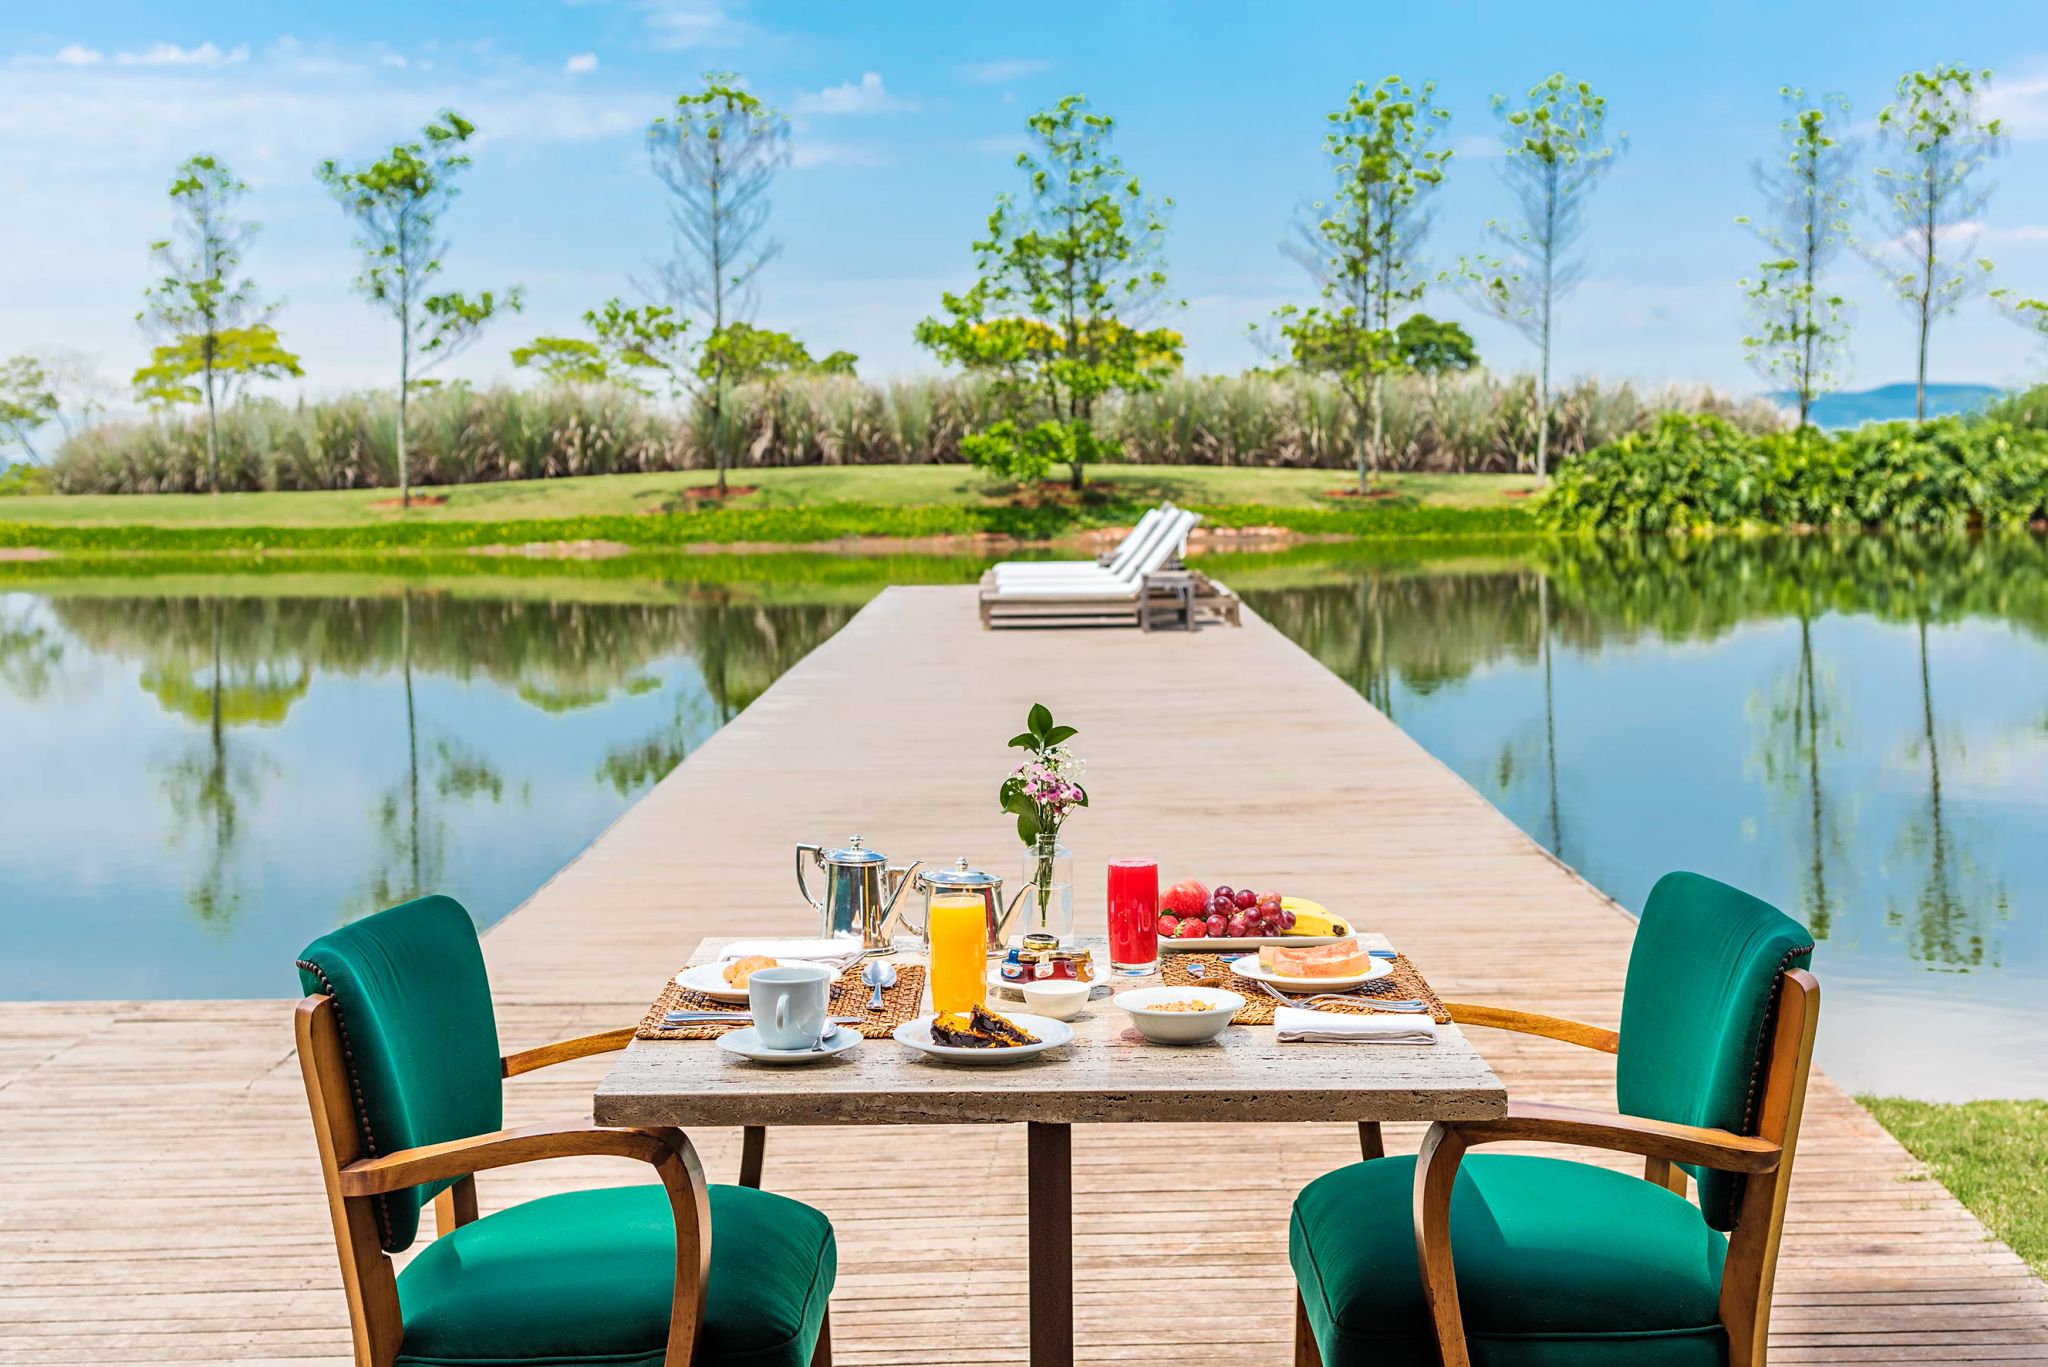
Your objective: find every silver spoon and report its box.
[861,958,897,1010]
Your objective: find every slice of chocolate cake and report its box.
[929,1003,1042,1048]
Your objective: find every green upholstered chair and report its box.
[1291,871,1819,1367]
[294,895,836,1367]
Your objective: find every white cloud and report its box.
[638,0,751,50]
[1985,67,2048,141]
[957,58,1048,85]
[790,139,890,169]
[793,72,916,117]
[114,42,249,68]
[564,52,599,76]
[1450,133,1504,162]
[969,134,1028,159]
[11,43,105,67]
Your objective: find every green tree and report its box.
[0,356,59,461]
[133,324,303,417]
[1274,76,1452,494]
[916,94,1180,490]
[317,111,521,507]
[1863,65,2001,422]
[1392,314,1479,374]
[513,298,690,396]
[1737,89,1856,430]
[1457,73,1622,480]
[136,155,298,494]
[647,76,791,495]
[699,322,856,384]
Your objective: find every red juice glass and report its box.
[1106,858,1160,976]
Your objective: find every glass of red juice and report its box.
[1106,858,1160,975]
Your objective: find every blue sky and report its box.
[6,0,2048,412]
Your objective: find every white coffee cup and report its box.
[749,962,834,1050]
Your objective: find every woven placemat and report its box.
[635,963,928,1040]
[1161,953,1450,1024]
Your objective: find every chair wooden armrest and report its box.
[1440,1001,1620,1053]
[1409,1102,1781,1367]
[338,1118,687,1196]
[501,1028,637,1077]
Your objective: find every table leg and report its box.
[738,1125,766,1189]
[1027,1121,1073,1367]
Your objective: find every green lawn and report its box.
[0,465,1531,528]
[1862,1097,2048,1277]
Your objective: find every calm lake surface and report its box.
[3,536,2043,1100]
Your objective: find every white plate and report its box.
[1225,952,1393,992]
[1158,934,1345,953]
[894,1012,1073,1065]
[675,962,753,1004]
[715,1024,861,1064]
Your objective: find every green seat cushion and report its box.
[1292,1154,1728,1367]
[1619,872,1813,1229]
[297,895,504,1253]
[396,1183,835,1367]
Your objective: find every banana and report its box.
[1279,897,1350,937]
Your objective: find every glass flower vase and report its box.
[1018,835,1073,943]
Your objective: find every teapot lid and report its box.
[925,856,1000,888]
[822,834,886,865]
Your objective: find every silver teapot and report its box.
[795,835,921,957]
[899,857,1033,957]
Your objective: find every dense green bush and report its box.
[1539,413,2048,531]
[47,372,1780,495]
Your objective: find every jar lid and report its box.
[822,834,886,865]
[925,856,1001,888]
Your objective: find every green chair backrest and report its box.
[296,894,503,1253]
[1616,871,1814,1232]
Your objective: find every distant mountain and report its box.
[1766,383,2003,429]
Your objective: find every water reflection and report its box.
[0,585,861,1000]
[1241,534,2048,1098]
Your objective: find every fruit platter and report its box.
[1152,879,1353,951]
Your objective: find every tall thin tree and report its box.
[317,111,520,508]
[646,76,790,495]
[1274,76,1452,494]
[1457,73,1621,480]
[1737,89,1856,431]
[1862,64,2001,421]
[137,156,296,494]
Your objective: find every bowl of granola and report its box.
[1111,986,1244,1044]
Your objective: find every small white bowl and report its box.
[1112,986,1245,1044]
[1020,978,1092,1021]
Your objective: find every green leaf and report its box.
[1026,702,1053,738]
[1041,724,1077,746]
[1014,811,1042,845]
[1007,731,1038,749]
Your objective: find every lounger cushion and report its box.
[1618,871,1813,1230]
[396,1183,836,1367]
[296,895,502,1253]
[1292,1154,1728,1367]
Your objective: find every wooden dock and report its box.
[3,585,2044,1364]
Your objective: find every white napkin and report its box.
[720,938,864,971]
[1275,1007,1437,1045]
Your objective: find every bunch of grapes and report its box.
[1156,881,1295,940]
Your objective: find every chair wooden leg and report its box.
[810,1306,832,1366]
[739,1125,766,1189]
[1358,1120,1385,1161]
[1294,1289,1323,1367]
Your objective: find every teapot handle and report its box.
[795,844,825,916]
[896,868,931,939]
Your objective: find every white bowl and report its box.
[1112,986,1244,1044]
[1020,978,1092,1021]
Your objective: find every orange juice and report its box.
[927,893,988,1015]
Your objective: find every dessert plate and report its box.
[1225,953,1393,993]
[894,1012,1072,1065]
[676,963,753,1004]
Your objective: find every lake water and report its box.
[3,536,2044,1100]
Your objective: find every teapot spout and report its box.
[994,882,1034,945]
[883,859,925,924]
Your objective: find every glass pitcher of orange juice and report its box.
[901,858,1033,1015]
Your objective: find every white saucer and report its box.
[715,1024,861,1064]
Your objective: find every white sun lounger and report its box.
[979,509,1240,629]
[989,505,1171,581]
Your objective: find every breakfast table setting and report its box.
[588,706,1508,1367]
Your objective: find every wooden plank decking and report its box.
[3,584,2044,1364]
